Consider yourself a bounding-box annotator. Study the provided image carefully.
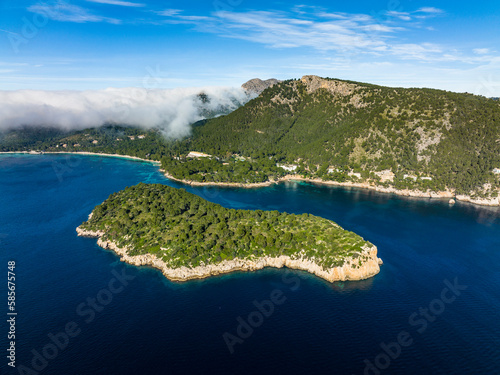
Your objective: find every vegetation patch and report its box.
[80,183,372,270]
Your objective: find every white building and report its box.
[277,164,298,172]
[187,151,212,158]
[493,168,500,175]
[328,168,341,174]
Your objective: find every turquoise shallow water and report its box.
[0,154,499,375]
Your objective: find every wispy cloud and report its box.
[389,43,443,61]
[159,9,398,51]
[386,11,411,21]
[0,28,21,36]
[386,7,445,21]
[86,0,145,7]
[0,62,28,67]
[156,9,211,24]
[473,48,491,55]
[156,7,465,64]
[416,7,445,14]
[28,1,120,24]
[157,9,182,17]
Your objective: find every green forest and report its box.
[79,183,372,270]
[2,76,499,196]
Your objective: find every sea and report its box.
[0,153,499,375]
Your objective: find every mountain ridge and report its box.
[2,75,499,202]
[167,75,500,198]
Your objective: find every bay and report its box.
[1,154,499,374]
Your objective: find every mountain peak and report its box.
[242,78,280,95]
[300,75,360,96]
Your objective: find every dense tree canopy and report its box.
[2,76,499,196]
[80,183,372,269]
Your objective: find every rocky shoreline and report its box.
[162,171,500,207]
[76,227,383,283]
[161,170,274,188]
[4,151,496,207]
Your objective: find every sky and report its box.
[0,0,499,95]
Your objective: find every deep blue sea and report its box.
[1,154,499,375]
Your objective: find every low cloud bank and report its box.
[0,86,252,138]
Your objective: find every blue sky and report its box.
[0,0,499,94]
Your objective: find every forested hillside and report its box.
[2,75,499,198]
[0,125,172,160]
[168,75,500,196]
[80,183,372,269]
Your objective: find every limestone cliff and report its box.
[76,227,382,283]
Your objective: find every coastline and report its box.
[162,170,500,207]
[76,226,382,283]
[2,150,497,207]
[161,170,274,188]
[0,151,160,164]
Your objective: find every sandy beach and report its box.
[0,151,160,164]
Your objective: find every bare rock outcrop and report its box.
[76,227,382,283]
[242,78,280,95]
[301,75,359,96]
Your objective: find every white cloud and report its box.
[28,1,120,24]
[157,9,211,24]
[0,28,20,36]
[386,11,412,21]
[175,10,399,52]
[389,43,443,61]
[0,87,251,137]
[413,7,445,19]
[86,0,145,7]
[416,7,444,14]
[157,9,183,17]
[473,48,490,55]
[155,7,473,64]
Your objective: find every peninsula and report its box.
[76,183,382,282]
